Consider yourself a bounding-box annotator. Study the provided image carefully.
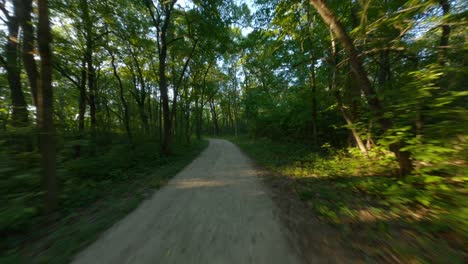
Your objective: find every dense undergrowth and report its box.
[0,135,208,264]
[231,137,467,263]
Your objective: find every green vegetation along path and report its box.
[72,139,301,264]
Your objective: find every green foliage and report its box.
[0,138,208,263]
[232,137,467,263]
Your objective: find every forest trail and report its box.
[72,139,302,264]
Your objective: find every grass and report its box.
[1,139,208,264]
[230,136,467,264]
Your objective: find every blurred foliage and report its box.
[0,133,208,263]
[232,137,468,263]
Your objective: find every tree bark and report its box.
[6,2,29,127]
[16,0,39,107]
[37,0,57,214]
[309,0,412,175]
[147,0,177,154]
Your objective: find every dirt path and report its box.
[72,139,302,264]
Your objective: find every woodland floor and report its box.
[231,137,467,264]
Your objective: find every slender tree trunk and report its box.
[6,5,28,127]
[438,0,451,66]
[147,91,153,133]
[37,0,57,214]
[366,120,373,150]
[227,103,233,132]
[81,0,96,136]
[231,67,239,137]
[87,55,96,129]
[210,98,220,136]
[337,94,368,155]
[310,0,412,175]
[18,0,39,107]
[158,95,162,144]
[329,35,367,155]
[185,103,191,144]
[158,8,174,154]
[129,48,149,132]
[78,60,87,132]
[109,49,132,141]
[310,53,318,146]
[195,96,201,140]
[74,59,87,157]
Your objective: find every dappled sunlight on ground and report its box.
[170,178,229,189]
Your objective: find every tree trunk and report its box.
[109,48,132,142]
[6,4,29,127]
[438,0,451,66]
[159,95,163,144]
[210,98,220,136]
[309,0,412,175]
[81,0,97,133]
[195,96,201,140]
[18,0,39,107]
[129,48,149,132]
[87,54,96,130]
[78,60,87,132]
[74,59,87,157]
[310,53,318,146]
[37,0,57,214]
[157,3,176,155]
[329,34,368,156]
[231,67,239,137]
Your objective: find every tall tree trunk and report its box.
[231,67,239,137]
[18,0,39,107]
[87,53,96,130]
[156,3,176,154]
[108,48,132,142]
[185,102,191,144]
[78,60,87,132]
[37,0,57,214]
[438,0,451,66]
[210,98,220,136]
[329,33,367,155]
[81,0,96,133]
[159,95,163,144]
[6,4,28,127]
[195,63,211,140]
[170,41,197,139]
[309,0,412,175]
[74,59,87,157]
[129,48,149,132]
[310,53,318,146]
[195,96,201,140]
[145,0,176,152]
[336,91,368,156]
[159,35,171,153]
[227,103,233,132]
